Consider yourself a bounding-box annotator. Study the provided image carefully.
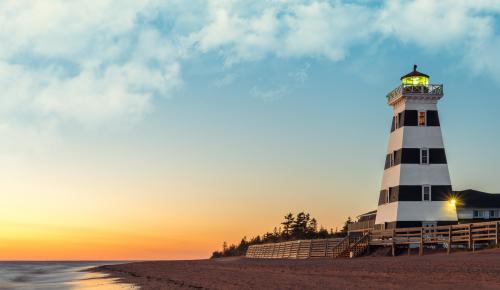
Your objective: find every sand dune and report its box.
[94,248,500,289]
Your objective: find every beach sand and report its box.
[93,248,500,290]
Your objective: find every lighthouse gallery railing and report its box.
[387,84,443,103]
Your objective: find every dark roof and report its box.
[356,210,377,220]
[358,210,377,216]
[400,64,429,80]
[454,190,500,208]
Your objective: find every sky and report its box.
[1,0,500,260]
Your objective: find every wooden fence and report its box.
[246,221,500,259]
[370,220,500,255]
[246,238,345,259]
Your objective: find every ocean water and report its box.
[0,262,137,290]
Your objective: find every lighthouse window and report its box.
[422,185,431,201]
[420,148,429,164]
[418,111,427,126]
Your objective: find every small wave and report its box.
[11,274,32,283]
[29,268,50,275]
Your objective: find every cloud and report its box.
[0,1,182,125]
[288,63,311,83]
[377,1,489,48]
[189,1,376,64]
[251,86,289,101]
[189,0,500,81]
[0,0,499,130]
[214,73,238,88]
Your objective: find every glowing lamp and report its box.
[400,65,429,86]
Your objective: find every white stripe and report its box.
[376,201,457,223]
[381,164,451,188]
[387,127,445,153]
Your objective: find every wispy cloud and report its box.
[251,85,289,101]
[0,0,499,128]
[288,63,311,83]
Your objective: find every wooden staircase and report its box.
[332,235,350,258]
[332,233,370,258]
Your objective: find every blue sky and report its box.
[2,0,500,259]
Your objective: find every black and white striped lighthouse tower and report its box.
[374,65,458,229]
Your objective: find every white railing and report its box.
[387,84,443,103]
[348,219,375,233]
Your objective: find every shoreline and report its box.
[90,248,500,290]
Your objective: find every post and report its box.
[366,231,371,255]
[496,221,499,247]
[391,229,396,257]
[447,226,452,255]
[419,227,424,256]
[324,239,328,257]
[468,224,472,250]
[308,240,312,258]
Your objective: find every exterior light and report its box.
[450,198,457,206]
[402,76,429,86]
[400,65,430,86]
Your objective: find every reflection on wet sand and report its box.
[0,262,137,290]
[68,271,137,290]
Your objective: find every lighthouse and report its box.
[374,65,458,229]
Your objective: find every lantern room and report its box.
[401,64,429,86]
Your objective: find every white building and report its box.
[374,65,458,229]
[454,190,500,222]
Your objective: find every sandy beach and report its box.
[93,248,500,290]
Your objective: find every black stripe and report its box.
[431,185,452,201]
[384,148,447,169]
[378,190,387,205]
[378,185,453,204]
[429,148,447,163]
[401,148,420,164]
[390,110,441,131]
[404,110,418,126]
[384,155,391,170]
[397,185,421,201]
[427,110,440,126]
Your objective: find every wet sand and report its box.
[93,248,500,290]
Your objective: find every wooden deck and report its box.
[246,221,500,259]
[370,221,500,255]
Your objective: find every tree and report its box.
[341,217,352,234]
[281,213,294,238]
[211,212,352,258]
[317,226,329,238]
[308,218,318,233]
[292,212,309,239]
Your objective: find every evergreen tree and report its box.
[281,213,294,238]
[211,212,351,258]
[341,217,352,234]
